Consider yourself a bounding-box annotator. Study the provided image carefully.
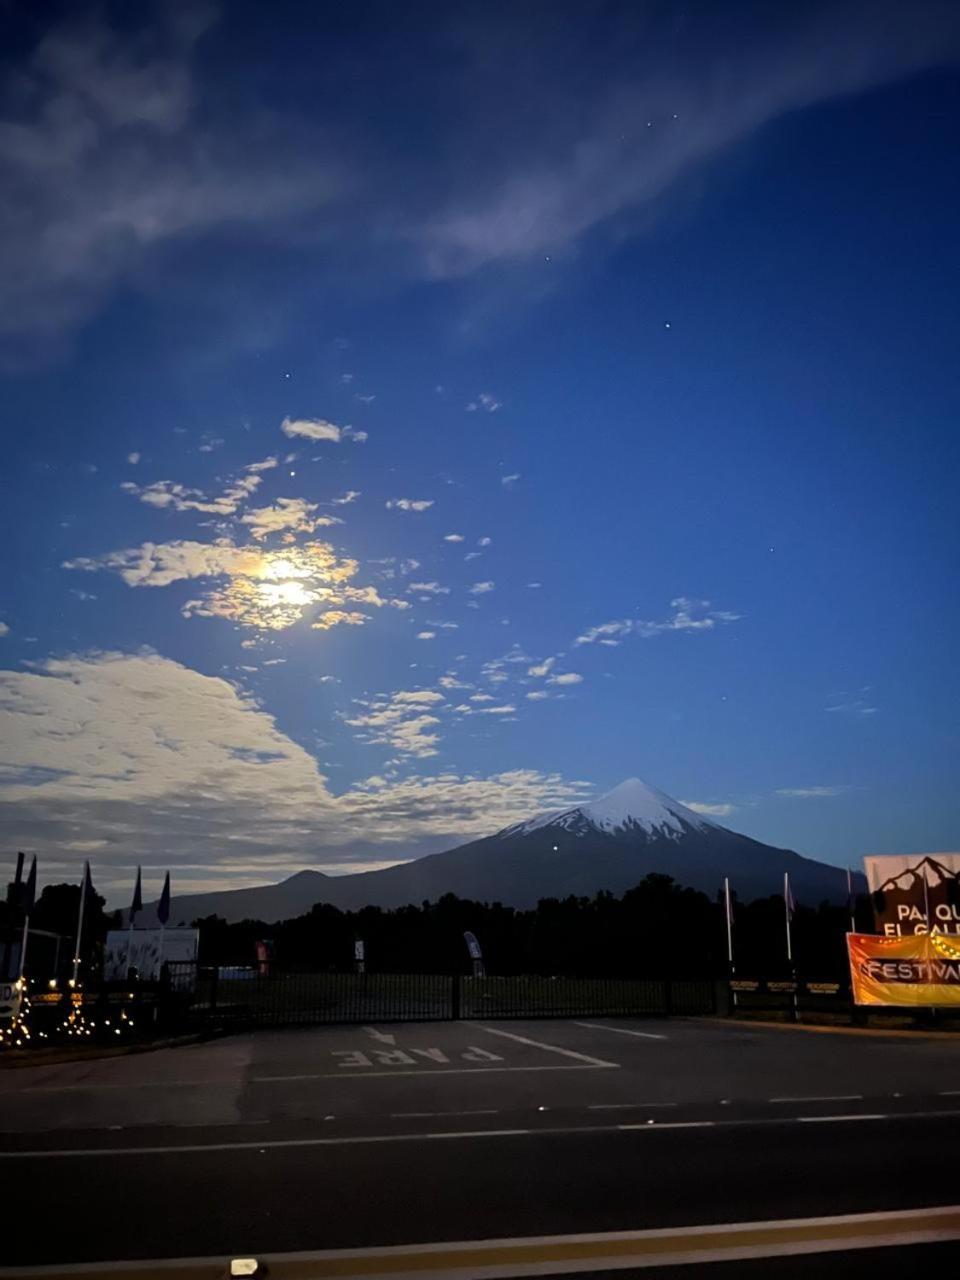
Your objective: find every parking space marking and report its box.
[588,1102,678,1111]
[477,1025,619,1068]
[573,1021,667,1041]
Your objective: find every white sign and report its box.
[863,854,960,937]
[0,980,23,1023]
[103,928,199,981]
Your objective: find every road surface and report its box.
[2,1017,959,1276]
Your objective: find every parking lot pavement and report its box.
[4,1016,960,1139]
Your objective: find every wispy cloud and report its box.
[407,581,449,596]
[416,631,437,640]
[240,497,343,541]
[281,417,343,443]
[527,658,555,677]
[547,671,583,686]
[501,474,521,488]
[469,581,495,595]
[825,690,878,717]
[575,598,740,646]
[775,786,852,799]
[444,533,465,543]
[386,498,434,512]
[120,472,262,517]
[332,490,361,505]
[465,392,502,413]
[126,451,141,465]
[682,800,736,818]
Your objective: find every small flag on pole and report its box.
[784,872,796,919]
[22,855,37,916]
[129,867,142,923]
[157,871,171,926]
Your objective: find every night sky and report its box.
[2,1,959,901]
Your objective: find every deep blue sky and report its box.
[1,1,958,898]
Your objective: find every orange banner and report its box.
[847,932,960,1006]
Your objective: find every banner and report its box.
[863,854,960,937]
[847,931,960,1006]
[103,928,198,982]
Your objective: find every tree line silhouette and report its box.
[193,874,870,980]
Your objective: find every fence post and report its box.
[208,964,219,1017]
[451,972,461,1020]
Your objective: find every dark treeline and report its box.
[194,875,871,980]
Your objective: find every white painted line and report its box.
[588,1103,677,1111]
[3,1107,957,1161]
[6,1205,960,1277]
[363,1026,397,1046]
[477,1025,619,1068]
[252,1063,611,1082]
[770,1095,862,1103]
[619,1121,716,1131]
[940,1090,960,1096]
[796,1114,886,1124]
[573,1021,667,1041]
[390,1111,499,1119]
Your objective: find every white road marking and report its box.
[477,1025,619,1068]
[251,1063,610,1082]
[619,1121,716,1131]
[573,1021,667,1041]
[940,1090,960,1096]
[1,1109,955,1159]
[6,1206,960,1276]
[796,1114,886,1123]
[770,1094,862,1103]
[363,1026,397,1046]
[390,1110,499,1119]
[588,1103,678,1111]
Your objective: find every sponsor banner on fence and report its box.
[103,928,198,982]
[847,931,960,1006]
[863,853,960,937]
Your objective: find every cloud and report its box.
[121,472,262,516]
[469,581,495,594]
[478,537,492,547]
[0,623,9,638]
[682,800,736,818]
[501,474,521,487]
[527,658,555,677]
[64,537,404,631]
[444,533,465,543]
[240,497,343,541]
[775,786,852,799]
[0,7,344,352]
[0,651,592,892]
[386,498,434,512]
[245,456,279,474]
[332,491,361,505]
[574,598,740,645]
[348,431,368,444]
[345,689,443,756]
[281,417,343,443]
[465,392,501,413]
[547,671,582,686]
[407,582,449,596]
[127,451,141,465]
[825,693,878,717]
[392,690,445,705]
[527,582,542,589]
[464,552,482,562]
[416,631,437,640]
[416,7,960,278]
[526,690,550,701]
[438,674,472,690]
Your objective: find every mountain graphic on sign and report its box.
[877,856,960,894]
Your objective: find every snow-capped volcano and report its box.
[155,775,862,923]
[506,778,714,841]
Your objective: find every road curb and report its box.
[698,1016,960,1040]
[0,1028,224,1069]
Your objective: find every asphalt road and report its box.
[2,1018,960,1275]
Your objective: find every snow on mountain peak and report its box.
[504,777,715,840]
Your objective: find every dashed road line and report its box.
[770,1094,862,1103]
[588,1102,677,1111]
[573,1021,667,1041]
[797,1114,886,1124]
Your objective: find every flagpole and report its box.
[71,862,89,987]
[847,867,856,935]
[784,871,798,1022]
[17,856,37,982]
[723,877,737,1011]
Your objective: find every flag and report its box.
[784,872,796,918]
[129,866,142,923]
[157,871,171,926]
[22,855,37,916]
[81,860,94,907]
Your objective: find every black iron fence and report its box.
[164,963,717,1028]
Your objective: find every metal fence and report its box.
[165,963,716,1029]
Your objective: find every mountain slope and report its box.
[154,777,860,925]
